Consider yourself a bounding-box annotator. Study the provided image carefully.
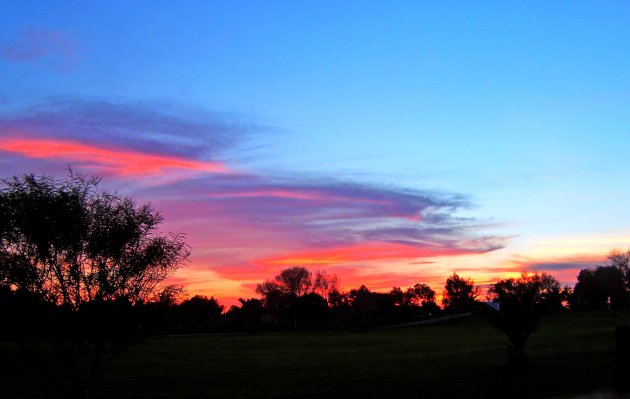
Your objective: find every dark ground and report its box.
[2,312,629,398]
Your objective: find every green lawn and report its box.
[2,312,629,398]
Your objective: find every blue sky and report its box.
[2,1,630,302]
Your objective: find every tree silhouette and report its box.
[442,273,478,314]
[571,265,627,310]
[176,295,224,331]
[287,292,329,328]
[0,173,189,399]
[255,266,337,328]
[404,283,440,316]
[256,266,337,299]
[536,272,571,311]
[347,285,377,326]
[570,249,630,311]
[224,298,265,333]
[483,274,562,367]
[608,248,630,288]
[387,283,440,320]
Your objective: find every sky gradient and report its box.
[2,1,630,305]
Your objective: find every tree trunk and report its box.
[73,377,89,399]
[507,339,529,368]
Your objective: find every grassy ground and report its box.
[2,312,629,398]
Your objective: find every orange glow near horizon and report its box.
[256,242,475,267]
[0,136,230,176]
[170,246,608,308]
[156,222,623,308]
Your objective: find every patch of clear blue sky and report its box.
[2,1,630,245]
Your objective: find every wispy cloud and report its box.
[510,254,603,272]
[0,137,230,177]
[255,242,489,267]
[0,99,256,180]
[1,29,77,72]
[0,99,248,159]
[500,254,606,288]
[0,99,509,302]
[142,173,509,294]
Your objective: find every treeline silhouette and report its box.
[5,259,627,340]
[158,254,630,334]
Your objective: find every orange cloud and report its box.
[0,137,230,177]
[256,242,475,267]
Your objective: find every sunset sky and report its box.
[2,1,630,305]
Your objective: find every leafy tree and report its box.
[255,266,337,327]
[608,248,630,288]
[536,273,564,309]
[570,266,627,310]
[483,274,545,367]
[570,248,630,310]
[256,266,313,298]
[225,298,265,333]
[385,283,440,319]
[327,288,348,310]
[255,266,334,305]
[403,283,434,306]
[313,270,338,300]
[404,283,440,316]
[347,285,378,325]
[343,285,405,326]
[389,287,405,306]
[176,295,224,331]
[287,292,329,328]
[442,273,478,313]
[0,173,189,398]
[481,273,567,366]
[256,266,337,299]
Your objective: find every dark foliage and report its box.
[481,273,564,367]
[0,173,189,398]
[253,266,336,329]
[571,266,628,311]
[176,295,224,332]
[223,298,265,333]
[442,273,478,314]
[609,249,630,289]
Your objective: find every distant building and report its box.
[485,301,500,311]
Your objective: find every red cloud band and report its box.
[0,137,230,177]
[256,242,474,267]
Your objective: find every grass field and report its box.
[2,312,629,398]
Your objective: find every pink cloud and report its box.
[212,190,323,201]
[0,136,230,177]
[208,189,392,205]
[255,242,478,267]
